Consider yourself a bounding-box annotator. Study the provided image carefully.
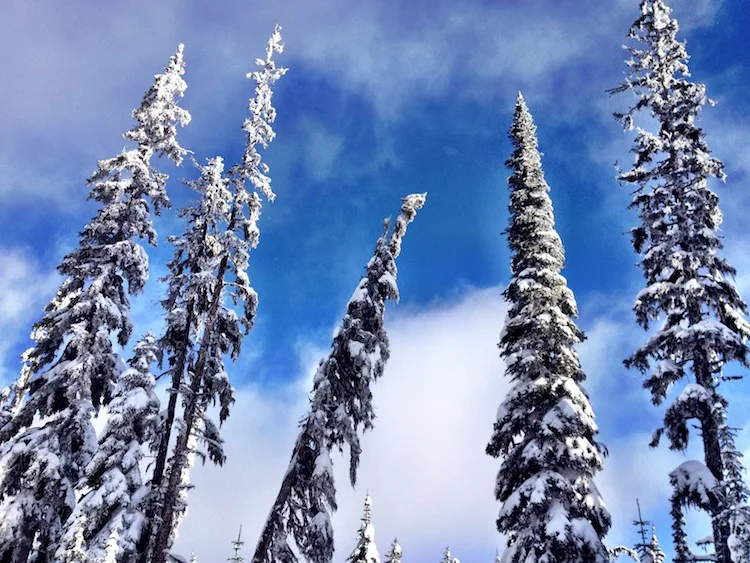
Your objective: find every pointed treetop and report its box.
[441,546,459,563]
[388,192,427,259]
[363,493,373,525]
[347,492,381,563]
[634,498,650,551]
[228,525,245,563]
[125,42,191,167]
[239,24,288,202]
[384,538,402,563]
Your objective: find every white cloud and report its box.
[0,0,729,210]
[297,118,346,183]
[172,286,510,561]
[0,247,61,384]
[170,284,713,562]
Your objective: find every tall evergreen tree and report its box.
[486,93,611,563]
[384,539,401,563]
[347,495,380,563]
[147,26,286,563]
[58,332,160,562]
[610,1,750,560]
[251,193,427,563]
[0,45,189,563]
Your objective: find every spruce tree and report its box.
[147,26,286,563]
[440,547,458,563]
[384,539,401,563]
[251,193,427,563]
[486,93,611,563]
[58,332,160,561]
[347,495,380,563]
[644,530,665,563]
[0,45,189,563]
[610,1,750,560]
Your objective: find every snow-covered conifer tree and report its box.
[384,539,401,563]
[440,546,458,563]
[146,26,286,563]
[0,45,189,563]
[610,1,750,560]
[643,530,665,563]
[251,193,427,563]
[347,495,380,563]
[486,93,611,563]
[57,332,160,561]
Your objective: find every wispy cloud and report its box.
[0,247,61,384]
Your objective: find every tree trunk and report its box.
[136,319,191,563]
[149,254,231,563]
[689,305,731,563]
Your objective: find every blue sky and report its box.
[2,0,750,561]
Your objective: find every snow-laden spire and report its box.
[347,495,380,563]
[642,527,666,563]
[440,546,459,563]
[363,494,373,526]
[388,192,427,259]
[384,539,402,563]
[0,44,190,563]
[125,42,191,166]
[486,95,611,563]
[611,2,750,561]
[238,23,287,201]
[251,195,426,563]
